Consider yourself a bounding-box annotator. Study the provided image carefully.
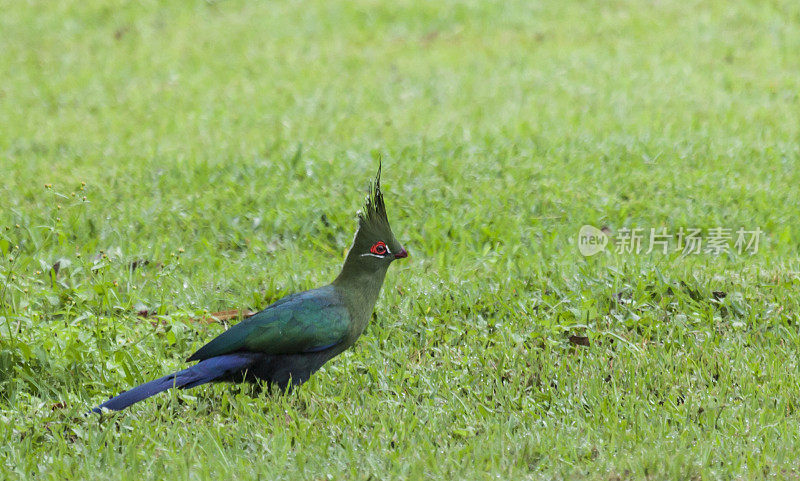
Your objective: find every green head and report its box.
[339,163,408,278]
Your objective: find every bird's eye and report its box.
[370,241,388,256]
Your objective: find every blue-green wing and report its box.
[187,286,350,362]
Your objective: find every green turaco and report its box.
[93,164,407,412]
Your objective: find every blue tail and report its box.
[92,353,261,412]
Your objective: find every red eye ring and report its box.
[370,241,388,255]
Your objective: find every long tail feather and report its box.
[92,353,262,412]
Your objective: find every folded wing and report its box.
[187,286,350,362]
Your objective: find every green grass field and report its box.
[2,0,800,478]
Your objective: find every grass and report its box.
[2,0,800,478]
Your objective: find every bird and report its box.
[92,164,407,412]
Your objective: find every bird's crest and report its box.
[358,161,390,233]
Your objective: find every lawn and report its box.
[2,0,800,479]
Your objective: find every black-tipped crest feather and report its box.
[359,161,389,230]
